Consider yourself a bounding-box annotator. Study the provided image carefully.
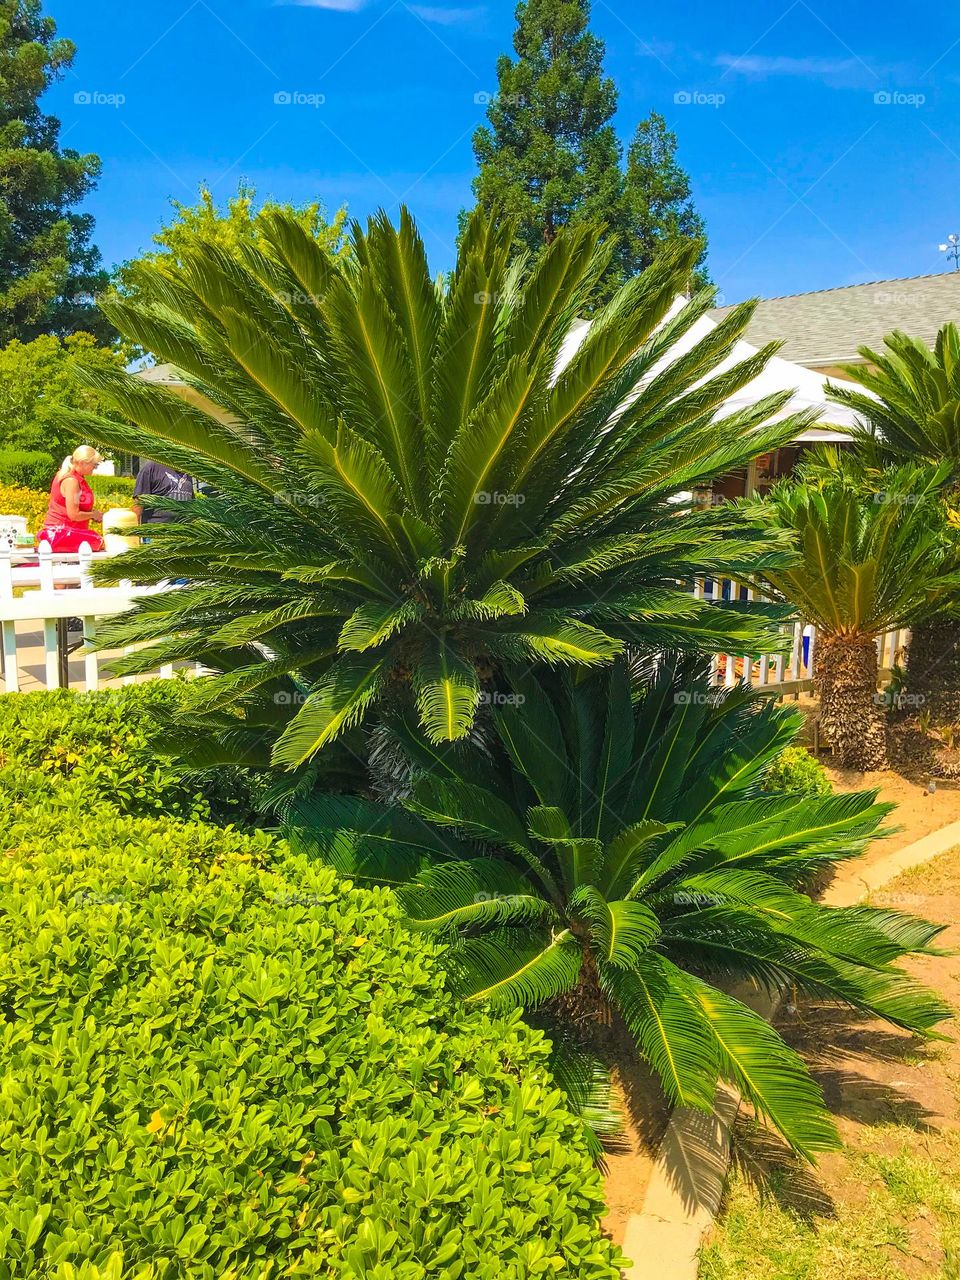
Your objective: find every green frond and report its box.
[683,972,840,1159]
[571,887,661,968]
[271,654,388,766]
[450,927,582,1011]
[413,643,482,743]
[602,954,719,1111]
[399,860,555,932]
[338,600,423,652]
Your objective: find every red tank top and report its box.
[45,470,95,530]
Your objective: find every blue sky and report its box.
[44,0,960,304]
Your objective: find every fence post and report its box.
[1,620,19,693]
[38,541,54,594]
[43,618,59,689]
[723,580,737,688]
[79,543,94,590]
[0,546,12,602]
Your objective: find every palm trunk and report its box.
[906,618,960,722]
[816,634,887,770]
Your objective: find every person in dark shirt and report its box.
[132,461,195,525]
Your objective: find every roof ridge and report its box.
[716,271,958,309]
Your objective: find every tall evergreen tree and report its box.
[0,0,109,344]
[470,0,625,257]
[470,0,708,297]
[623,111,709,289]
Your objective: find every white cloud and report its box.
[408,4,486,23]
[715,54,860,78]
[276,0,371,11]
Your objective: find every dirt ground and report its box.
[700,843,960,1279]
[602,757,960,1253]
[825,764,960,872]
[601,1059,672,1246]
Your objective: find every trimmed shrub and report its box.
[0,683,261,827]
[0,809,625,1278]
[90,473,135,501]
[0,449,54,491]
[763,745,833,797]
[0,483,48,533]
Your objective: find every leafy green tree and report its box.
[829,325,960,718]
[624,112,709,290]
[115,182,350,295]
[0,0,109,343]
[288,659,947,1159]
[470,1,708,297]
[750,466,960,770]
[76,208,804,762]
[0,331,127,461]
[471,0,623,254]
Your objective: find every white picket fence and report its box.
[695,577,906,693]
[0,543,176,694]
[0,550,907,698]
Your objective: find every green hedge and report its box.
[0,449,54,491]
[0,683,262,828]
[90,473,135,500]
[0,808,625,1278]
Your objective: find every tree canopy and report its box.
[0,331,128,460]
[469,0,708,297]
[115,183,350,296]
[624,112,709,290]
[0,0,109,343]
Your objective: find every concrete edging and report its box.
[621,817,960,1278]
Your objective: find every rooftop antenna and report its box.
[939,233,960,271]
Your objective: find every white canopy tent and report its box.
[555,300,867,444]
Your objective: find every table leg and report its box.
[56,617,70,689]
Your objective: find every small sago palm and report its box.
[288,658,948,1159]
[830,324,960,716]
[751,465,960,770]
[73,208,808,762]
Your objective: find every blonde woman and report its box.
[39,445,106,552]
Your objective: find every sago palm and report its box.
[287,658,948,1159]
[830,324,960,717]
[72,208,808,763]
[750,465,960,770]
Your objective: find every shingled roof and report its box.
[711,272,960,367]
